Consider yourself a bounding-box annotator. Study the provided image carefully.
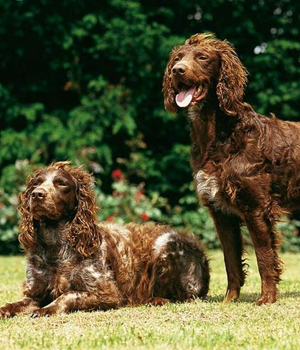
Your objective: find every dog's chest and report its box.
[195,170,219,201]
[194,168,245,217]
[194,169,226,209]
[27,248,109,299]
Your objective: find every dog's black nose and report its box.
[172,64,186,76]
[31,188,47,200]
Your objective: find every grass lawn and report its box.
[1,250,300,349]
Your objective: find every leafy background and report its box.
[1,0,300,254]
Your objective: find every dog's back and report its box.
[99,222,209,304]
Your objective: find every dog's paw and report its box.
[223,288,240,303]
[0,304,16,319]
[255,294,277,306]
[145,297,170,306]
[31,307,56,318]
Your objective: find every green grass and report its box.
[1,251,300,349]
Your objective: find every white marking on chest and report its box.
[26,265,44,287]
[153,231,176,254]
[32,267,44,275]
[195,170,220,202]
[85,265,102,279]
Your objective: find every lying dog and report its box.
[0,161,209,317]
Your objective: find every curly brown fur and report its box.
[0,161,209,318]
[19,161,100,257]
[162,32,299,305]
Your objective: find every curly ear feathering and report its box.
[1,161,209,318]
[163,32,300,306]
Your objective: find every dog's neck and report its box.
[188,103,216,156]
[187,102,205,122]
[188,102,239,166]
[36,219,69,247]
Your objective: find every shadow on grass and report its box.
[279,291,300,299]
[208,293,257,304]
[208,290,300,304]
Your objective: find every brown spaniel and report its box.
[0,161,209,317]
[163,33,300,305]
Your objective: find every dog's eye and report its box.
[198,56,208,60]
[57,182,68,187]
[174,57,180,62]
[32,178,42,187]
[54,179,68,187]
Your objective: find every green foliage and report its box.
[1,0,300,253]
[277,219,300,253]
[97,168,167,223]
[0,161,34,254]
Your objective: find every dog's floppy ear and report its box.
[18,169,43,253]
[162,47,180,114]
[216,39,248,116]
[64,164,101,258]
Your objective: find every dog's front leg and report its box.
[0,297,41,318]
[31,282,123,317]
[209,208,246,303]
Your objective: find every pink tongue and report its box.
[175,87,196,108]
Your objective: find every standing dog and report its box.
[163,33,299,305]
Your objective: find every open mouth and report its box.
[175,83,206,108]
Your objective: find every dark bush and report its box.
[1,0,300,253]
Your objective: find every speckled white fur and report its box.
[153,231,176,254]
[195,170,220,202]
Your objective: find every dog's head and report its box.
[19,161,101,257]
[162,33,248,116]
